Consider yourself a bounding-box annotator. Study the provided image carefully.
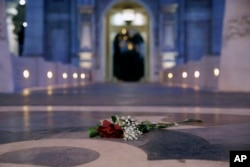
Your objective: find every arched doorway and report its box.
[103,1,152,82]
[113,28,144,81]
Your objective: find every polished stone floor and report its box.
[1,83,250,107]
[0,83,250,167]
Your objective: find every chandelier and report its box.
[122,8,135,25]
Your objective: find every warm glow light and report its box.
[47,86,53,95]
[111,13,124,26]
[194,85,200,91]
[23,69,30,79]
[162,62,176,69]
[182,72,188,78]
[214,68,220,77]
[121,28,127,35]
[122,9,135,22]
[81,73,86,79]
[22,89,30,96]
[47,106,53,112]
[133,13,146,26]
[73,73,78,79]
[19,0,26,5]
[128,43,133,50]
[79,52,92,60]
[168,73,173,79]
[47,71,53,79]
[23,22,28,27]
[62,73,68,79]
[47,89,53,95]
[194,71,200,78]
[22,105,29,112]
[22,105,30,131]
[80,62,92,69]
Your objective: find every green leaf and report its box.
[111,115,117,123]
[183,118,203,123]
[141,120,153,125]
[137,121,156,133]
[137,124,149,133]
[88,127,99,138]
[157,123,175,129]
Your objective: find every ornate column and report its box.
[218,0,250,91]
[23,0,44,57]
[160,4,178,69]
[77,4,94,70]
[0,0,14,92]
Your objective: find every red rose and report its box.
[98,120,124,138]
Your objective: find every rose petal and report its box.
[102,120,112,127]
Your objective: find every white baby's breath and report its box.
[115,115,143,140]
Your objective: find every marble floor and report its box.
[0,83,250,167]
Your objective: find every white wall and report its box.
[218,0,250,92]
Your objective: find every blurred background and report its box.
[1,0,250,92]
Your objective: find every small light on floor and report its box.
[81,73,86,79]
[182,72,188,78]
[73,73,78,79]
[194,71,200,78]
[62,73,68,79]
[168,73,173,79]
[19,0,26,6]
[214,68,220,77]
[47,71,53,79]
[23,69,30,79]
[23,22,28,27]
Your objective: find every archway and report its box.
[100,0,155,82]
[113,29,144,81]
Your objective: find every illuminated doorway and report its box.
[105,2,150,82]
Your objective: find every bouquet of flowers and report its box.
[88,115,202,141]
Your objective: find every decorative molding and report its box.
[77,0,94,6]
[184,10,211,21]
[161,4,178,13]
[78,5,93,14]
[223,15,250,43]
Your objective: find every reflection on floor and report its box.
[0,84,250,166]
[0,107,249,167]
